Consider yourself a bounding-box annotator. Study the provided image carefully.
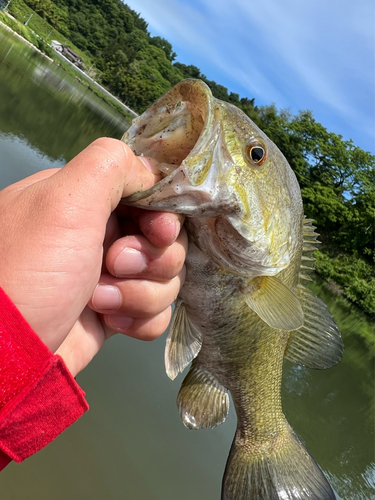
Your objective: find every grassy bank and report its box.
[0,3,133,120]
[4,0,91,64]
[0,9,39,46]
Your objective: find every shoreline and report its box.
[53,48,138,118]
[0,18,53,62]
[0,16,137,118]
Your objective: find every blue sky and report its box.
[124,0,374,154]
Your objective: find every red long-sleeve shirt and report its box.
[0,287,89,470]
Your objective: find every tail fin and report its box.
[222,425,335,500]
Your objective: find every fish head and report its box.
[122,79,303,277]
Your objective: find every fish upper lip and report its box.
[122,79,223,211]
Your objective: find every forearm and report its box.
[0,287,88,470]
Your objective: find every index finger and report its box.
[129,208,185,247]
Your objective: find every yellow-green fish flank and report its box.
[122,79,343,500]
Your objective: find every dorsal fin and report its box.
[284,285,344,368]
[285,217,344,368]
[299,217,321,284]
[165,300,202,380]
[243,276,304,331]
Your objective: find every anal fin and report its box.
[177,362,229,429]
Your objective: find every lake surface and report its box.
[0,25,374,500]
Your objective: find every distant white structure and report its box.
[51,40,63,52]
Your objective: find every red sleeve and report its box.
[0,287,89,470]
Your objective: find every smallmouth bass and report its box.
[121,79,343,500]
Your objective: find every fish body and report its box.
[122,80,343,499]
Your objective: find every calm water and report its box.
[0,25,374,500]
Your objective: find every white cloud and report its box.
[124,0,374,150]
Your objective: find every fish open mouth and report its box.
[121,79,219,211]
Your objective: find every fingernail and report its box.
[138,156,160,174]
[172,220,180,242]
[114,248,147,276]
[108,315,134,331]
[92,284,121,310]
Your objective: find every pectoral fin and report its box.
[243,276,304,331]
[284,285,343,369]
[165,300,202,380]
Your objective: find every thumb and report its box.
[0,138,160,353]
[48,137,160,223]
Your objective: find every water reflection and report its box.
[282,277,374,500]
[0,132,64,188]
[0,32,128,164]
[0,24,374,500]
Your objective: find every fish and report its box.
[121,79,344,500]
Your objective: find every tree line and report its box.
[13,0,375,315]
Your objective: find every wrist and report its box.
[0,287,89,464]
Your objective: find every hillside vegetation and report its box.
[5,0,375,315]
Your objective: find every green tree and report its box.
[15,0,374,313]
[149,36,177,62]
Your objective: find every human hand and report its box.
[0,138,187,377]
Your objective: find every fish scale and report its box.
[122,79,343,500]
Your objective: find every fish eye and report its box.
[246,142,267,166]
